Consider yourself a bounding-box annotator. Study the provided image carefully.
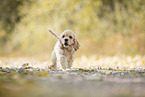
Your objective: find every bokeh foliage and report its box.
[0,0,145,57]
[0,0,25,45]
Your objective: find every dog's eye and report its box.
[69,36,72,39]
[62,35,65,38]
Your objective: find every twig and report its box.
[48,29,60,40]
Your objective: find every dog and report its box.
[48,29,80,70]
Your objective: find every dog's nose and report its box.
[65,39,68,41]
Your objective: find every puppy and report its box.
[48,30,79,70]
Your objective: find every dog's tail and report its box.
[48,29,60,40]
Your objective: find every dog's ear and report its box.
[73,38,80,51]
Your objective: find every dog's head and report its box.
[60,30,79,51]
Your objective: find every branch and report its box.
[48,29,60,40]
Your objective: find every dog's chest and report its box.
[64,50,72,56]
[62,48,74,56]
[54,42,75,57]
[56,46,74,56]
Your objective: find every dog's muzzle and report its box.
[64,42,69,48]
[63,38,69,48]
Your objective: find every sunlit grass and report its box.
[73,55,145,70]
[0,55,145,70]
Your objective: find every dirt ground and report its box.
[0,57,145,97]
[0,68,145,97]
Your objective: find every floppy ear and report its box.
[73,38,80,51]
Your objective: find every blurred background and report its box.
[0,0,145,59]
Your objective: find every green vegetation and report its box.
[0,0,145,57]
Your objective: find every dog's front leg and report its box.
[59,55,67,70]
[67,61,73,69]
[48,50,57,70]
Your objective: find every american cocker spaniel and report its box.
[48,30,80,70]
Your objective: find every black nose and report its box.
[65,39,68,41]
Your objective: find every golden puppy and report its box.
[48,30,80,70]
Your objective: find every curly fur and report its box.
[49,30,79,70]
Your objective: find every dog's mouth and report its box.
[64,42,69,48]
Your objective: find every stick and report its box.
[48,29,60,40]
